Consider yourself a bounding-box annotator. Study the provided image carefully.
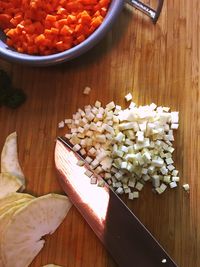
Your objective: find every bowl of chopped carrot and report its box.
[0,0,124,66]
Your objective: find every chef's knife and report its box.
[55,137,178,267]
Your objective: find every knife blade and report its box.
[54,137,178,267]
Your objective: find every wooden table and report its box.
[0,1,199,266]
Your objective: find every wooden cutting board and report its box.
[0,1,199,267]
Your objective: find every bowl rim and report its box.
[0,0,124,66]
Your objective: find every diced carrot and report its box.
[57,7,66,15]
[25,34,34,44]
[82,25,90,36]
[59,0,66,6]
[53,21,59,29]
[55,41,65,51]
[17,24,24,30]
[66,15,77,24]
[51,27,59,34]
[100,0,110,7]
[17,46,24,53]
[43,38,52,47]
[25,24,36,34]
[63,36,73,44]
[10,18,19,27]
[77,34,85,43]
[0,0,111,55]
[43,50,53,55]
[57,19,68,28]
[27,45,38,54]
[93,4,101,12]
[101,7,107,17]
[94,11,101,17]
[46,14,57,22]
[44,29,52,35]
[35,34,45,44]
[0,14,12,29]
[74,24,84,34]
[6,29,16,38]
[89,25,96,34]
[7,38,14,46]
[60,25,73,35]
[91,16,103,27]
[80,11,91,24]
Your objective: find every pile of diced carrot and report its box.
[0,0,111,55]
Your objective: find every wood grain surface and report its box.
[0,0,199,267]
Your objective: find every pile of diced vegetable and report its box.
[0,0,111,55]
[59,92,190,199]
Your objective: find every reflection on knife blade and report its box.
[56,142,109,225]
[55,137,178,267]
